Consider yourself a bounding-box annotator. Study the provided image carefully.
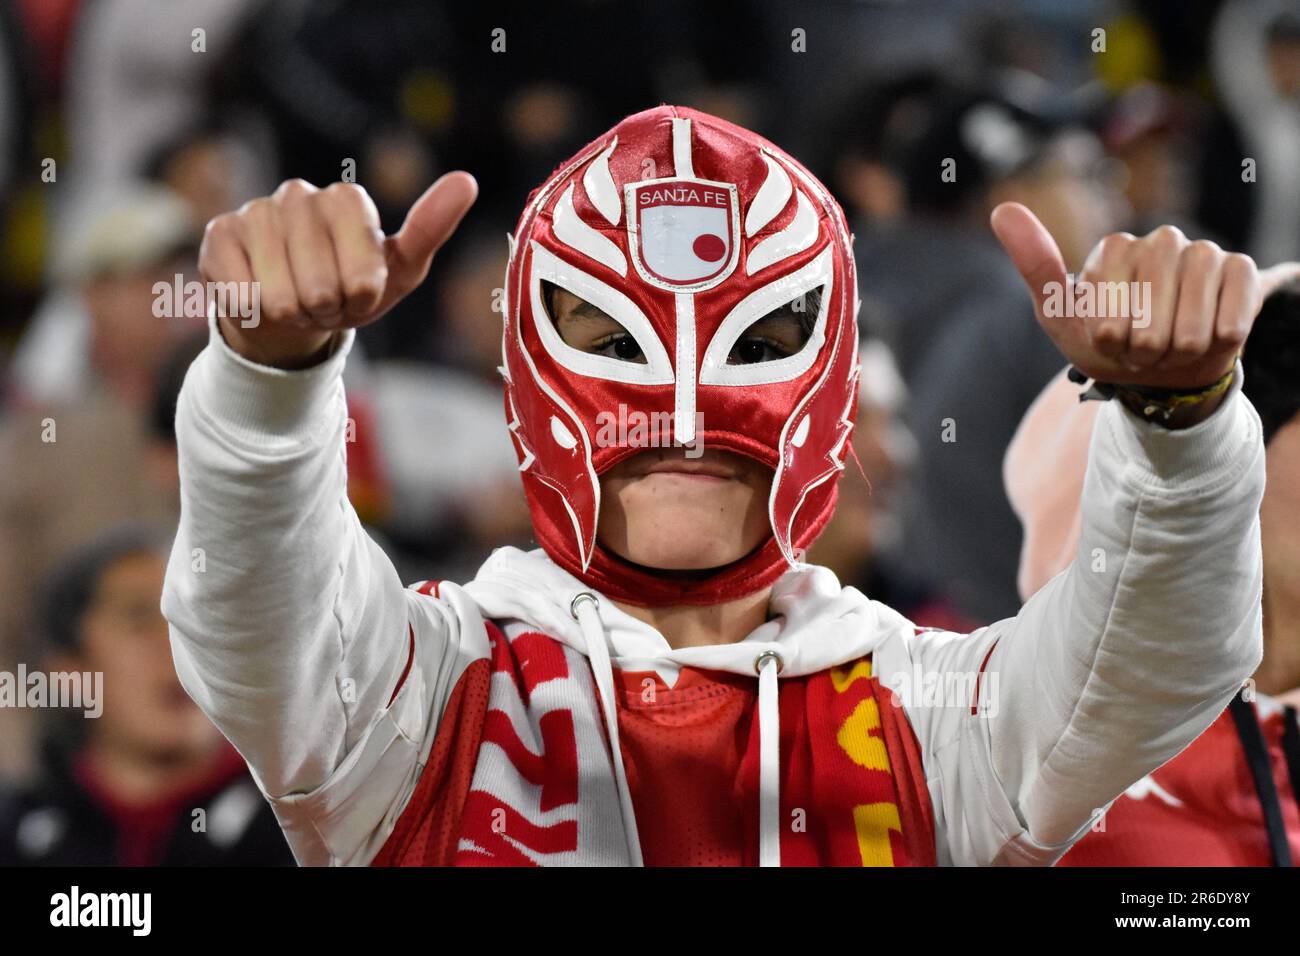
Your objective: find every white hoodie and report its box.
[162,320,1265,866]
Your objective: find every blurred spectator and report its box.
[217,0,463,363]
[0,527,295,865]
[1100,82,1205,236]
[0,329,206,781]
[1201,0,1300,263]
[1126,0,1225,88]
[0,184,200,722]
[442,1,766,221]
[62,0,268,205]
[868,79,1123,623]
[820,70,954,340]
[826,72,948,234]
[808,341,975,633]
[1006,290,1300,866]
[8,182,201,408]
[366,226,532,584]
[143,120,272,229]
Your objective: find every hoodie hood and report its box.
[463,546,909,683]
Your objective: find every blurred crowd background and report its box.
[0,0,1297,865]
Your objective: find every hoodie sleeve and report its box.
[890,377,1265,865]
[161,320,483,866]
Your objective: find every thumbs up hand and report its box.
[990,203,1282,391]
[202,173,478,369]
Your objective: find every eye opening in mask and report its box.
[542,279,648,364]
[725,286,823,365]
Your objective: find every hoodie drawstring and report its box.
[755,650,783,867]
[571,592,644,866]
[571,591,784,868]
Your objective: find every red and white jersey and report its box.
[1060,697,1300,866]
[161,320,1267,866]
[367,603,937,867]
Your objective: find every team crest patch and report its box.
[625,177,740,291]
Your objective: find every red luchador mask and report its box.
[501,106,860,606]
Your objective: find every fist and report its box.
[992,203,1271,393]
[200,172,477,368]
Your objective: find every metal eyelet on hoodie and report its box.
[570,591,598,619]
[754,650,784,675]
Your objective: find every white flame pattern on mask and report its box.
[583,137,621,226]
[746,186,818,275]
[507,392,535,472]
[744,153,793,238]
[553,183,627,275]
[770,357,859,565]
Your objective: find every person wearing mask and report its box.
[165,106,1267,867]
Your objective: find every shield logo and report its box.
[626,177,740,291]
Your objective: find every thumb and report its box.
[1259,261,1300,299]
[990,201,1068,331]
[384,171,479,288]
